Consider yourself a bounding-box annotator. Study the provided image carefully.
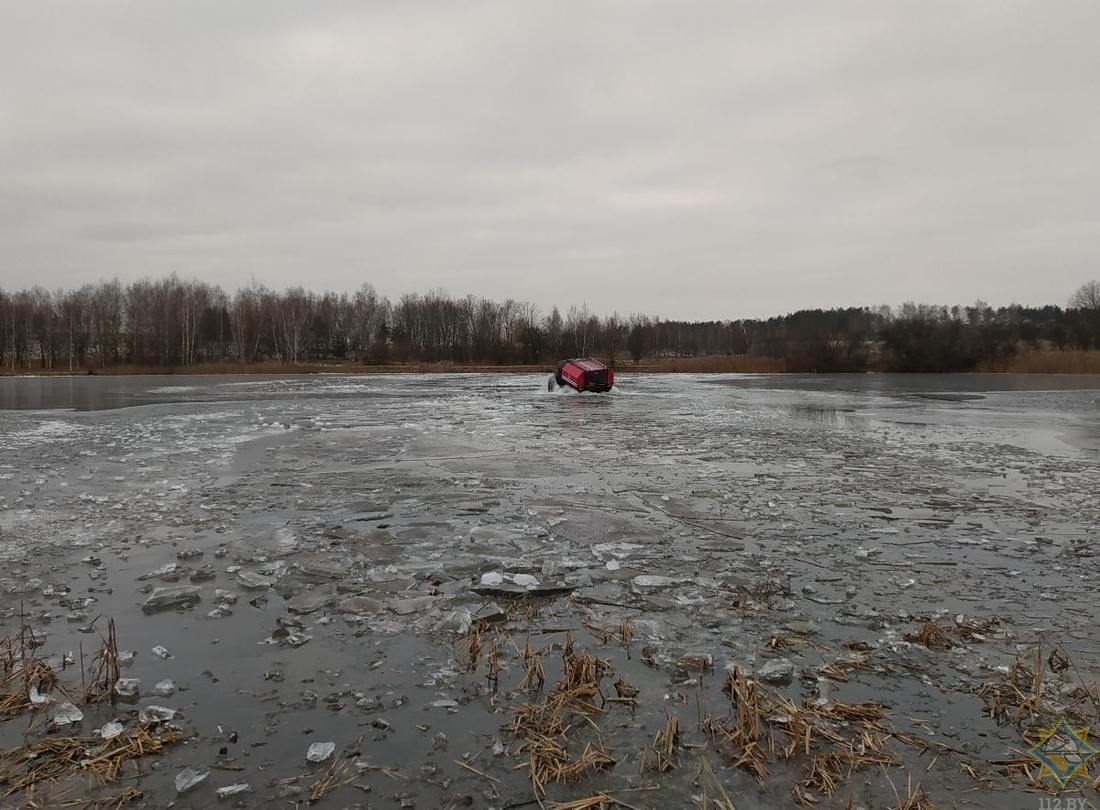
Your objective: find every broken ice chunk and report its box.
[756,659,796,685]
[114,678,141,701]
[175,766,209,794]
[306,742,336,763]
[98,721,125,739]
[151,679,177,697]
[435,609,473,635]
[632,575,679,588]
[215,783,251,799]
[189,565,216,582]
[51,702,84,726]
[139,705,177,723]
[29,683,53,706]
[142,586,201,613]
[238,571,274,590]
[285,632,312,648]
[137,562,184,581]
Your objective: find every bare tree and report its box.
[28,287,60,369]
[0,290,8,369]
[1069,280,1100,349]
[351,283,384,361]
[602,312,622,367]
[1070,280,1100,310]
[125,280,155,364]
[60,287,92,371]
[515,302,543,364]
[626,314,650,363]
[178,279,210,365]
[543,307,564,360]
[205,285,230,360]
[90,280,124,367]
[565,303,593,356]
[229,285,263,363]
[277,286,313,364]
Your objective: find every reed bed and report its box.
[0,620,182,805]
[506,640,617,795]
[633,355,787,373]
[983,349,1100,374]
[701,665,901,797]
[903,617,1002,652]
[978,641,1099,730]
[1,722,181,797]
[640,715,680,774]
[308,737,365,805]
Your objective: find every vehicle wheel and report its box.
[547,376,556,391]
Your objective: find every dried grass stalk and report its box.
[507,646,615,794]
[1,723,181,797]
[902,621,958,651]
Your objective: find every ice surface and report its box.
[3,373,1100,808]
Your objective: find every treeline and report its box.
[0,276,1098,373]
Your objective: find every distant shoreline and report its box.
[2,349,1099,377]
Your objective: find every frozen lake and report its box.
[1,372,1099,808]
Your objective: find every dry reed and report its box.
[640,715,680,773]
[1,723,181,797]
[507,644,616,795]
[308,737,363,805]
[984,349,1100,374]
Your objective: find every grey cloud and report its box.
[2,1,1098,319]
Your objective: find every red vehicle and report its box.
[550,357,615,393]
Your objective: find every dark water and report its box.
[3,371,1100,411]
[0,374,297,411]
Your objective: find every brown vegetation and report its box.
[0,355,789,376]
[981,348,1100,374]
[7,349,1100,377]
[1,619,182,805]
[631,355,786,373]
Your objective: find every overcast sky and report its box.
[2,2,1098,320]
